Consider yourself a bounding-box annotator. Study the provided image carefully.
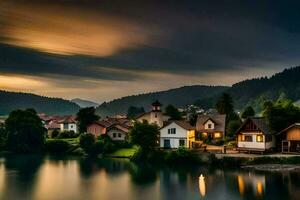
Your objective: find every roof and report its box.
[135,112,150,119]
[196,114,226,133]
[152,100,162,106]
[45,121,60,130]
[161,120,195,131]
[58,116,77,124]
[236,117,275,135]
[277,123,300,135]
[107,124,130,133]
[89,117,132,129]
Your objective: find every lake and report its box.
[0,155,299,200]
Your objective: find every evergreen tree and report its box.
[241,106,255,119]
[165,105,182,120]
[216,93,234,115]
[127,106,145,119]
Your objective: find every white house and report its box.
[136,100,169,128]
[160,120,195,149]
[236,117,276,153]
[106,124,130,141]
[59,116,78,133]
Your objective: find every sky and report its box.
[0,0,300,103]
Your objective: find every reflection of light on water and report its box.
[256,181,263,196]
[237,175,245,195]
[199,174,206,197]
[0,164,5,198]
[237,174,265,197]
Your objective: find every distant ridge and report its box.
[0,90,80,115]
[96,85,228,117]
[96,66,300,116]
[71,98,99,108]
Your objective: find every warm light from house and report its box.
[199,174,206,197]
[202,132,208,137]
[237,175,245,195]
[214,132,221,139]
[256,181,263,196]
[256,135,263,142]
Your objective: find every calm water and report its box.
[0,156,300,200]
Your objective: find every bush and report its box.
[51,130,60,138]
[103,142,116,153]
[45,140,70,153]
[57,130,79,139]
[113,141,132,148]
[79,133,96,154]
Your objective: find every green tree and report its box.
[216,93,234,115]
[76,107,99,133]
[226,120,242,137]
[165,105,182,120]
[129,121,160,154]
[263,99,300,132]
[5,109,46,153]
[241,106,255,119]
[127,106,145,119]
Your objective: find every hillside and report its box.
[0,90,80,115]
[71,98,99,108]
[195,66,300,111]
[96,86,228,117]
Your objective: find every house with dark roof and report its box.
[277,123,300,153]
[196,114,226,140]
[160,120,195,148]
[236,117,276,153]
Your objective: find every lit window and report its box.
[256,135,263,142]
[214,132,221,138]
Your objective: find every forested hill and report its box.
[196,66,300,110]
[96,86,228,117]
[0,90,80,116]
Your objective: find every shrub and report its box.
[113,141,132,148]
[51,130,60,138]
[57,130,79,139]
[103,142,116,154]
[45,140,70,153]
[79,133,96,154]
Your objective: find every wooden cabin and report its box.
[277,123,300,153]
[236,117,276,153]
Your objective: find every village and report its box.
[34,98,300,158]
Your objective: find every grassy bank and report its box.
[106,146,138,158]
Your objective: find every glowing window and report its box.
[214,132,221,138]
[256,135,263,142]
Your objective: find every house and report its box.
[236,117,276,153]
[58,116,78,133]
[106,124,130,141]
[136,100,169,128]
[196,114,226,140]
[86,121,110,137]
[87,117,132,140]
[277,123,300,153]
[160,120,195,149]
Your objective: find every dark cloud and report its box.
[1,0,300,100]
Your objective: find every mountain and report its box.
[96,86,228,117]
[0,90,80,116]
[71,98,99,108]
[195,66,300,111]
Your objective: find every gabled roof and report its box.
[107,124,130,133]
[58,116,77,124]
[161,120,195,131]
[152,100,162,106]
[236,117,274,135]
[277,123,300,135]
[196,114,226,132]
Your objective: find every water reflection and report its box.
[0,156,299,200]
[199,174,206,197]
